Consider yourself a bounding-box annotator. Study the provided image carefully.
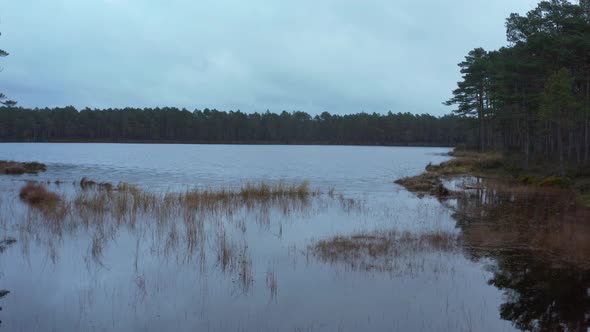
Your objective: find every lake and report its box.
[0,143,584,332]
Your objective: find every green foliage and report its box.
[446,0,590,169]
[444,48,489,118]
[540,68,578,123]
[539,176,570,187]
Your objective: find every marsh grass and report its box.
[212,229,254,293]
[80,177,113,191]
[266,268,278,301]
[216,230,235,272]
[17,180,335,239]
[19,183,62,208]
[237,244,254,293]
[0,160,46,175]
[177,181,316,215]
[15,179,356,293]
[310,229,460,272]
[16,180,352,234]
[395,151,504,197]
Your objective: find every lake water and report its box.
[0,143,578,331]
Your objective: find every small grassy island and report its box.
[0,160,46,175]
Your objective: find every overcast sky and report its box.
[0,0,536,115]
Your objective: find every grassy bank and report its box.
[396,149,590,268]
[396,150,590,206]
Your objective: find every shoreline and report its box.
[396,149,590,207]
[0,140,455,148]
[395,149,590,268]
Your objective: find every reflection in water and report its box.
[0,237,15,327]
[453,179,590,331]
[5,174,590,331]
[13,181,343,294]
[487,254,590,332]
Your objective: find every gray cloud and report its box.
[0,0,535,115]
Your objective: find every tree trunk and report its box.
[478,90,485,152]
[586,115,589,163]
[523,99,530,170]
[585,71,590,163]
[557,113,565,177]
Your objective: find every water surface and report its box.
[0,143,572,331]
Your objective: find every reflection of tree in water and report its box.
[452,181,590,331]
[488,254,590,332]
[0,237,16,327]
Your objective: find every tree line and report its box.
[445,0,590,174]
[0,106,473,146]
[4,0,590,164]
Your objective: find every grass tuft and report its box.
[19,183,61,207]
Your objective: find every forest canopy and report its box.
[444,0,590,172]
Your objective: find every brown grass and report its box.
[16,179,357,288]
[311,229,460,270]
[395,151,505,197]
[18,179,342,226]
[0,160,46,175]
[179,181,314,209]
[19,183,61,207]
[59,180,332,227]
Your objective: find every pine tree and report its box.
[540,68,579,176]
[444,48,489,151]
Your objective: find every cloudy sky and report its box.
[0,0,535,115]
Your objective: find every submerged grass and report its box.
[19,179,340,226]
[13,178,358,293]
[0,237,16,253]
[310,229,460,272]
